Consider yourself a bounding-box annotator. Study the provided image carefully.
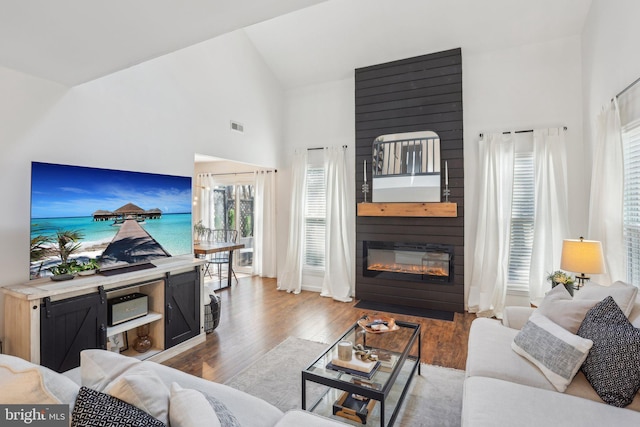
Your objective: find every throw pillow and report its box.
[0,366,60,404]
[512,311,593,392]
[202,392,242,427]
[629,300,640,328]
[80,350,171,424]
[537,284,600,334]
[0,354,79,406]
[169,383,221,427]
[71,386,165,427]
[574,281,638,316]
[80,349,141,391]
[577,296,640,407]
[105,369,170,425]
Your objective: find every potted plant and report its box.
[77,258,100,276]
[193,220,208,244]
[48,260,80,281]
[547,270,576,296]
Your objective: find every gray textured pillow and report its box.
[577,296,640,407]
[512,311,593,392]
[202,392,242,427]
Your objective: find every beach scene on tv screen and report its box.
[30,162,192,279]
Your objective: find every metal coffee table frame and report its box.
[302,319,421,426]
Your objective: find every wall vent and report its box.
[230,121,244,133]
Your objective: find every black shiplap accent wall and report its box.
[355,48,464,313]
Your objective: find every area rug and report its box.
[225,336,464,426]
[354,300,455,322]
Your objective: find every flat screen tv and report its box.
[30,161,192,280]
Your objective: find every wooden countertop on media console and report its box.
[3,257,205,301]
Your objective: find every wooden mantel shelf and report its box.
[357,202,457,217]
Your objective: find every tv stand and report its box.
[2,257,206,373]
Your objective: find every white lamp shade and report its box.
[560,239,606,275]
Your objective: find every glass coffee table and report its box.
[302,317,421,426]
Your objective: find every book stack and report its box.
[326,350,381,379]
[372,349,398,373]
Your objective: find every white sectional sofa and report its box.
[0,349,345,426]
[462,282,640,426]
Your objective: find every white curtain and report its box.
[195,174,217,229]
[588,100,624,284]
[468,133,514,318]
[253,171,277,278]
[277,150,308,293]
[321,147,354,302]
[528,128,571,301]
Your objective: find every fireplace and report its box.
[363,241,453,283]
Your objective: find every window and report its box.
[507,151,535,286]
[304,167,326,268]
[623,119,640,284]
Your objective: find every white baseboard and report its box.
[301,284,322,293]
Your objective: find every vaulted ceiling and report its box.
[245,0,593,88]
[0,0,325,85]
[0,0,592,88]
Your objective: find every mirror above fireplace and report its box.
[371,130,441,203]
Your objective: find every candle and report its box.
[364,160,367,182]
[338,341,352,361]
[445,161,448,186]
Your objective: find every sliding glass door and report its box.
[211,184,254,273]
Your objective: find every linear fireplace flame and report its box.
[368,263,448,276]
[363,241,453,283]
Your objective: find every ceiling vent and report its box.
[230,121,244,133]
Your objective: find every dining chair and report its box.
[207,229,239,285]
[194,226,214,277]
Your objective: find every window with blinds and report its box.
[623,120,640,284]
[304,167,326,268]
[508,151,535,285]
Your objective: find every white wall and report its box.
[277,36,586,304]
[582,0,640,155]
[463,36,586,307]
[278,78,355,291]
[0,68,69,344]
[0,30,283,341]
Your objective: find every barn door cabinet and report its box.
[165,270,200,348]
[3,257,205,373]
[40,289,108,373]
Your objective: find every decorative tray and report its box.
[357,315,399,334]
[333,391,376,424]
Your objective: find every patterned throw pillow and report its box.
[512,311,593,392]
[577,296,640,407]
[71,387,165,427]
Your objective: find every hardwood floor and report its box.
[163,276,475,384]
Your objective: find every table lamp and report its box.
[560,237,605,290]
